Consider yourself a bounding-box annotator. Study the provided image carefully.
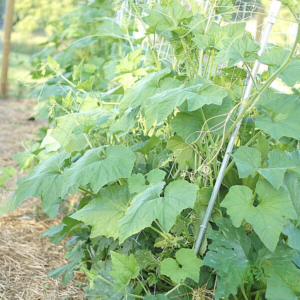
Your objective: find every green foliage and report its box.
[4,0,300,299]
[160,248,202,283]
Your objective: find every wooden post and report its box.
[0,0,15,97]
[255,6,266,42]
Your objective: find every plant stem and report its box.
[240,284,249,300]
[208,50,214,80]
[150,225,169,240]
[137,277,150,295]
[176,216,193,242]
[165,284,181,296]
[78,186,100,198]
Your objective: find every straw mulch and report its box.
[0,99,85,299]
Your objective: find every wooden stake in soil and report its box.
[0,0,15,97]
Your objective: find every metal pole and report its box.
[194,0,282,254]
[0,0,15,97]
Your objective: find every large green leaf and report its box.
[109,107,140,137]
[62,145,136,195]
[256,92,300,140]
[232,147,295,189]
[171,96,234,143]
[193,22,246,50]
[259,47,300,86]
[217,38,260,67]
[160,248,202,283]
[97,17,123,38]
[71,185,131,239]
[119,69,179,114]
[257,245,300,300]
[166,136,196,170]
[188,13,207,35]
[52,109,115,152]
[110,251,140,291]
[282,221,300,250]
[134,249,159,270]
[12,152,70,218]
[283,172,300,224]
[203,218,251,299]
[119,180,198,243]
[144,84,227,128]
[143,4,173,34]
[83,270,125,300]
[221,180,297,251]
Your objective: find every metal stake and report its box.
[194,0,282,254]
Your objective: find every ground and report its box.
[0,99,85,299]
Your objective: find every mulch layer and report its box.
[0,99,85,299]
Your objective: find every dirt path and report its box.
[0,99,84,299]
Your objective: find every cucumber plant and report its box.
[2,0,300,299]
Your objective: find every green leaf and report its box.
[71,185,131,239]
[131,135,160,154]
[193,22,246,50]
[52,109,115,152]
[119,180,198,243]
[134,250,159,270]
[217,38,260,67]
[83,270,124,300]
[143,4,173,35]
[119,69,179,114]
[203,218,250,299]
[75,75,95,90]
[13,152,70,218]
[232,147,295,189]
[232,146,262,178]
[0,166,16,187]
[110,251,140,291]
[188,13,207,35]
[115,48,143,73]
[257,245,300,300]
[171,97,233,142]
[97,17,123,38]
[283,172,300,224]
[160,248,202,283]
[62,90,73,108]
[48,242,85,286]
[166,136,196,170]
[282,221,300,250]
[258,150,295,189]
[256,92,300,140]
[41,216,82,244]
[144,84,227,128]
[62,145,136,194]
[221,180,297,251]
[73,57,84,81]
[13,152,37,173]
[171,110,203,143]
[147,169,166,184]
[259,47,300,86]
[109,107,139,137]
[128,173,146,194]
[47,55,60,70]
